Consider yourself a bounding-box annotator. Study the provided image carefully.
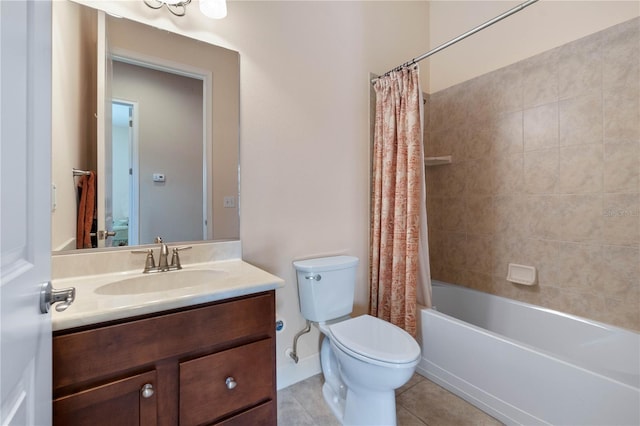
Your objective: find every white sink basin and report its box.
[95,269,227,295]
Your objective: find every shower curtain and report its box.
[370,66,431,337]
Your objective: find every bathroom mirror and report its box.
[51,0,240,252]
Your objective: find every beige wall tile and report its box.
[464,124,494,160]
[439,196,466,232]
[463,75,494,125]
[526,195,562,240]
[521,238,560,286]
[540,286,572,313]
[433,266,465,287]
[604,142,640,193]
[522,49,560,108]
[558,32,602,100]
[464,195,495,235]
[426,164,466,196]
[559,93,603,146]
[494,152,524,195]
[604,296,640,331]
[494,195,529,239]
[603,17,640,92]
[558,144,603,193]
[427,229,444,268]
[464,158,494,195]
[558,194,603,243]
[604,88,640,143]
[596,245,640,299]
[442,84,470,129]
[602,193,640,246]
[460,270,494,294]
[429,125,466,160]
[554,242,602,290]
[492,111,523,154]
[426,196,443,230]
[492,236,526,277]
[540,287,606,321]
[465,234,493,274]
[489,65,523,115]
[567,291,607,321]
[524,148,559,194]
[428,91,453,135]
[441,231,467,271]
[425,18,639,331]
[524,103,559,151]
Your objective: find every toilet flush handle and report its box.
[305,274,322,281]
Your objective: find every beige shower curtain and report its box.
[370,66,431,337]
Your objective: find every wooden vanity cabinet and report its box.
[53,291,277,426]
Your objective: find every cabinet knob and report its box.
[225,377,237,390]
[141,383,154,398]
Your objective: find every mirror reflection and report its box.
[51,0,240,252]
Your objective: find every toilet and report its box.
[293,256,421,426]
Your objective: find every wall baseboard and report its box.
[276,352,321,390]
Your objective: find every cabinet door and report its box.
[180,339,274,425]
[53,370,157,426]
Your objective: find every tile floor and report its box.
[277,373,503,426]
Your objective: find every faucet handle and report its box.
[170,246,192,270]
[131,249,156,273]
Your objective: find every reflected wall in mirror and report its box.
[51,0,240,252]
[110,59,204,247]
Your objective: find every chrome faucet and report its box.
[155,236,170,271]
[132,236,192,273]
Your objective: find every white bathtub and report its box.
[416,281,640,426]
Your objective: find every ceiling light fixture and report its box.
[143,0,226,19]
[199,0,227,19]
[143,0,191,17]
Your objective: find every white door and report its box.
[0,0,53,425]
[111,99,139,247]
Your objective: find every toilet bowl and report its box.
[293,256,421,425]
[319,315,420,425]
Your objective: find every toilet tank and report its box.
[293,256,359,322]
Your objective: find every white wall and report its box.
[231,1,431,387]
[74,0,430,387]
[427,0,640,92]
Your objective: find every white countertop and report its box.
[52,259,285,331]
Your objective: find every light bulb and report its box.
[199,0,226,19]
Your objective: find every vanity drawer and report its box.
[215,400,276,426]
[179,339,274,425]
[53,292,274,393]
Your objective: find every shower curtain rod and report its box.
[371,0,540,83]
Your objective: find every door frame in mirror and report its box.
[105,47,214,245]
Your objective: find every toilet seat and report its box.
[327,315,420,367]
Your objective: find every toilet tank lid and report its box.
[293,256,359,272]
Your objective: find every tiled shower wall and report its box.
[425,17,639,331]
